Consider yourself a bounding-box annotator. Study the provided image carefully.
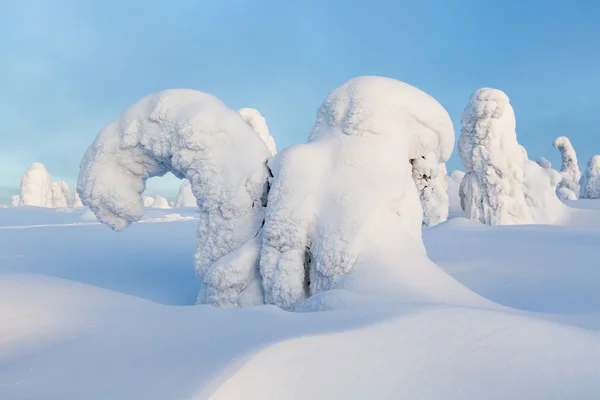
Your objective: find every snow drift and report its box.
[581,155,600,199]
[18,162,54,207]
[458,88,565,225]
[260,76,481,311]
[77,89,272,307]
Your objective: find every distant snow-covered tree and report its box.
[580,155,600,199]
[553,136,581,199]
[11,195,20,208]
[143,196,155,207]
[51,181,71,208]
[72,185,84,207]
[174,180,197,207]
[152,196,170,208]
[19,162,54,207]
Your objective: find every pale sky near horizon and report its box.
[1,0,599,203]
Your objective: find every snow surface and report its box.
[1,204,600,399]
[238,107,277,155]
[581,155,600,199]
[554,136,581,199]
[18,162,53,207]
[76,89,272,307]
[174,179,197,207]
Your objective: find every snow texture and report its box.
[174,180,197,207]
[238,108,276,155]
[260,76,471,311]
[51,180,71,208]
[77,89,272,307]
[18,162,54,207]
[459,90,566,225]
[553,136,581,199]
[581,155,600,199]
[151,195,170,209]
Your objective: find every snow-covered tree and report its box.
[19,162,54,207]
[143,196,155,207]
[553,136,581,199]
[261,76,458,310]
[11,195,20,207]
[238,108,276,155]
[447,170,465,214]
[411,154,449,227]
[72,185,84,207]
[458,89,565,225]
[51,181,71,208]
[581,155,600,199]
[152,195,170,208]
[174,180,197,207]
[537,157,552,169]
[77,89,272,307]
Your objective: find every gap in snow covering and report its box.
[2,77,600,399]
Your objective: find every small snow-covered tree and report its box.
[152,195,170,208]
[553,136,581,199]
[581,155,600,199]
[174,180,197,207]
[19,162,54,207]
[238,108,276,155]
[11,195,20,207]
[51,181,71,208]
[72,185,84,207]
[411,154,449,227]
[143,196,155,207]
[458,89,532,225]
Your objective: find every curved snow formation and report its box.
[19,162,54,207]
[238,108,276,155]
[553,136,581,199]
[581,155,600,199]
[77,89,272,307]
[459,88,565,225]
[174,180,197,207]
[260,76,483,311]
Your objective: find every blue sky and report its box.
[1,0,598,202]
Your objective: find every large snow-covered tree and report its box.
[458,89,565,225]
[553,136,581,200]
[19,162,54,207]
[174,180,197,207]
[581,155,600,199]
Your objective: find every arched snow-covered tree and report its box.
[77,89,272,307]
[51,181,71,208]
[458,89,565,225]
[581,155,600,199]
[19,162,54,207]
[553,136,581,199]
[152,195,170,208]
[238,108,276,155]
[174,180,197,207]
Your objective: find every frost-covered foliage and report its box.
[72,185,83,208]
[19,162,54,207]
[152,196,170,209]
[459,89,566,225]
[260,76,458,311]
[77,89,272,307]
[411,155,449,227]
[537,157,552,169]
[51,181,71,208]
[143,196,155,207]
[174,180,197,207]
[238,108,276,155]
[581,155,600,199]
[553,136,581,199]
[458,89,532,225]
[11,195,20,208]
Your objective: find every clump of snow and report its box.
[72,185,84,207]
[18,162,54,207]
[11,195,20,208]
[77,89,272,307]
[458,88,564,225]
[580,155,600,199]
[174,180,197,207]
[260,76,478,311]
[537,157,552,169]
[51,180,71,208]
[238,108,276,155]
[553,136,581,199]
[151,195,170,209]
